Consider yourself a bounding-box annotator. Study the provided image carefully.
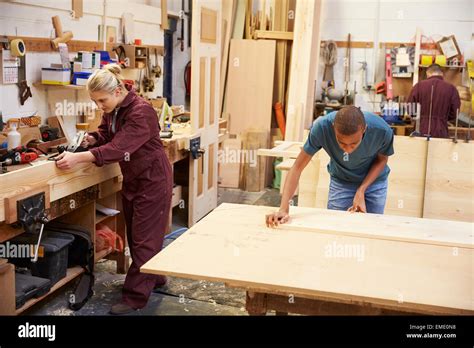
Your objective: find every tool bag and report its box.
[45,221,95,311]
[15,272,52,309]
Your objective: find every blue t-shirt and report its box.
[303,111,394,184]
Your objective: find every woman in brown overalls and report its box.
[55,64,172,315]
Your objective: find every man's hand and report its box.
[55,152,80,170]
[348,188,367,213]
[81,133,97,148]
[265,209,290,228]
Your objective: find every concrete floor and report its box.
[26,187,286,316]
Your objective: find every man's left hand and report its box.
[348,188,367,213]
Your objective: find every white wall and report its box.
[317,0,473,112]
[0,0,164,137]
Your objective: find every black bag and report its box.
[45,221,95,311]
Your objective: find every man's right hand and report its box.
[265,209,290,228]
[81,133,97,148]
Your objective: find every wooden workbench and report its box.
[0,131,191,315]
[142,203,474,315]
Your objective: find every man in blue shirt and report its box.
[266,106,394,227]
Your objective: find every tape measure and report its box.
[10,39,25,57]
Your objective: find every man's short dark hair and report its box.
[334,106,366,135]
[427,63,443,75]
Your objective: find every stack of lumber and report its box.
[218,0,296,191]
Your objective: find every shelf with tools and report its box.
[32,82,86,90]
[14,266,85,315]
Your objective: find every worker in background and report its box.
[408,63,460,138]
[54,64,172,315]
[266,106,394,227]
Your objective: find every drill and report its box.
[0,146,39,166]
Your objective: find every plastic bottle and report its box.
[7,124,21,150]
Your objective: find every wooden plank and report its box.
[72,0,83,18]
[232,0,247,39]
[321,40,374,49]
[201,7,218,44]
[220,0,237,118]
[199,58,206,129]
[295,136,429,218]
[226,39,276,136]
[197,155,203,196]
[142,203,474,314]
[423,139,473,222]
[6,36,164,54]
[219,137,242,188]
[298,155,321,207]
[242,131,269,192]
[280,206,473,249]
[208,143,215,190]
[161,0,169,30]
[275,158,295,170]
[285,0,322,141]
[257,141,301,157]
[210,57,216,125]
[255,30,293,40]
[0,262,15,315]
[413,28,422,86]
[385,136,427,217]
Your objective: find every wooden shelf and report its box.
[95,247,114,262]
[95,212,115,224]
[6,36,164,55]
[419,65,465,69]
[33,82,86,90]
[15,266,84,315]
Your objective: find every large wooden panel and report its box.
[285,0,322,141]
[219,137,242,188]
[142,203,474,314]
[226,39,276,136]
[281,206,473,249]
[423,139,474,222]
[385,136,428,217]
[299,136,430,218]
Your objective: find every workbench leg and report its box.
[0,262,16,315]
[245,291,267,316]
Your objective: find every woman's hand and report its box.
[265,209,290,228]
[55,152,81,170]
[81,133,97,148]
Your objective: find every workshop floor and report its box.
[26,187,288,316]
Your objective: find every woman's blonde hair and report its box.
[87,64,125,94]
